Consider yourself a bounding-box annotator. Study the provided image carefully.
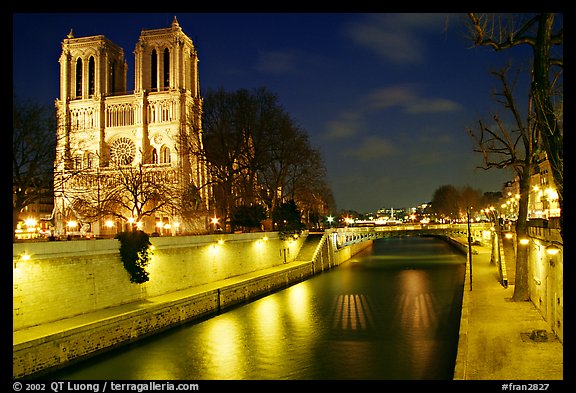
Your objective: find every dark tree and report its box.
[12,95,57,241]
[467,66,539,302]
[272,199,305,238]
[431,185,461,222]
[230,204,267,232]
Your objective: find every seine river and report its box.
[44,235,466,380]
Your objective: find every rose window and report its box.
[110,137,136,165]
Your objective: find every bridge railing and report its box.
[330,223,491,248]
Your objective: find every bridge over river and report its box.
[330,223,490,249]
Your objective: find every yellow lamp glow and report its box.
[545,244,560,255]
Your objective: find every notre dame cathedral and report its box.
[53,17,212,237]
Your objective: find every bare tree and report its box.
[12,95,57,241]
[201,88,268,229]
[67,161,183,232]
[467,65,538,301]
[200,86,335,232]
[467,13,563,237]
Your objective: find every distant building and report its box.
[53,17,211,236]
[528,153,560,219]
[500,152,560,221]
[376,207,405,221]
[13,187,54,240]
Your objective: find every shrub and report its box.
[115,230,152,284]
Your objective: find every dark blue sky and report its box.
[13,13,541,213]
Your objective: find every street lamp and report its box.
[127,217,135,231]
[545,244,560,255]
[105,220,116,237]
[211,216,219,232]
[327,215,334,228]
[156,221,164,234]
[24,218,37,227]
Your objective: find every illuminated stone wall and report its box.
[12,232,306,331]
[13,231,374,378]
[526,227,563,343]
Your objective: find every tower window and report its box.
[151,49,157,90]
[75,58,83,98]
[160,145,171,163]
[163,48,170,89]
[88,56,95,96]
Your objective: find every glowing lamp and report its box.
[545,244,560,255]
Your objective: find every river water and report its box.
[44,236,466,380]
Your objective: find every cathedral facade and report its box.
[53,18,211,237]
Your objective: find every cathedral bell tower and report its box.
[134,17,200,97]
[58,29,127,102]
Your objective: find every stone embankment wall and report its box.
[13,232,305,331]
[13,231,372,379]
[526,226,563,343]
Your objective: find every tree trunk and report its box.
[512,171,531,302]
[532,13,563,239]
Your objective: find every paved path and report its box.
[453,237,563,381]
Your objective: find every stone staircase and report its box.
[294,233,324,262]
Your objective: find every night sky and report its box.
[13,12,542,213]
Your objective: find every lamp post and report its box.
[466,207,473,291]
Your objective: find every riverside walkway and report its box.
[452,236,563,381]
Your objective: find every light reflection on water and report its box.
[44,236,465,380]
